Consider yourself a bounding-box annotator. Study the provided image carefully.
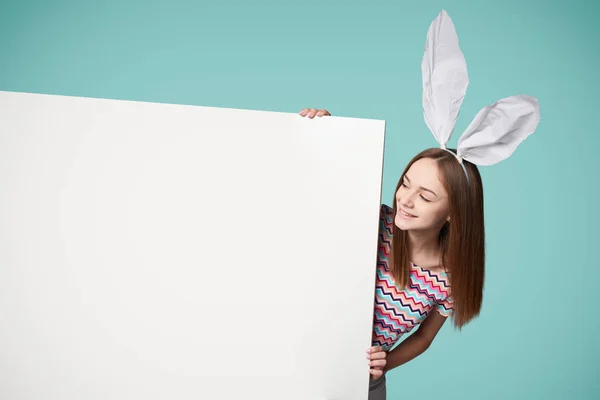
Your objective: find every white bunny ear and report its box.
[457,95,540,166]
[422,10,469,148]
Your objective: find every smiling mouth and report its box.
[399,209,417,218]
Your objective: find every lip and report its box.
[399,208,417,218]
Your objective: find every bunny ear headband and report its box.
[422,10,540,182]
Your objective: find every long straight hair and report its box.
[389,148,485,329]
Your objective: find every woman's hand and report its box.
[366,346,387,379]
[298,108,331,118]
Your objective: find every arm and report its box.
[384,310,448,372]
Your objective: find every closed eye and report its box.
[403,181,430,202]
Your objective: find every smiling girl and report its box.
[297,9,540,400]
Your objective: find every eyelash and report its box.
[400,182,431,202]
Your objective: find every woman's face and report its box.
[394,158,451,232]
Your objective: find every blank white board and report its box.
[0,91,386,400]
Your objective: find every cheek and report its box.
[421,204,449,221]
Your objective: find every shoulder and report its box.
[380,203,393,215]
[379,203,394,221]
[378,203,394,233]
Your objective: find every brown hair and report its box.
[389,148,485,329]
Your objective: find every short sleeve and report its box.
[434,294,454,317]
[377,204,394,272]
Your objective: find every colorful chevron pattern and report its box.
[372,204,453,352]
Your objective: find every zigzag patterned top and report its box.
[372,204,453,352]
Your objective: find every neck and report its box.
[407,229,441,264]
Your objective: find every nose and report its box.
[399,190,416,208]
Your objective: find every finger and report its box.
[307,108,318,118]
[368,359,387,368]
[318,109,331,117]
[366,346,382,353]
[366,346,384,358]
[369,369,383,378]
[368,351,387,360]
[299,108,309,116]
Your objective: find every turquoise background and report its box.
[1,0,598,398]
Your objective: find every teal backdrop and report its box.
[1,0,598,399]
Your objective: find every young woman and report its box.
[300,107,484,400]
[296,10,540,399]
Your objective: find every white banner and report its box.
[0,91,386,400]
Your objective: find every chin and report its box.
[394,215,414,231]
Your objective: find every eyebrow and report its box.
[404,175,438,197]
